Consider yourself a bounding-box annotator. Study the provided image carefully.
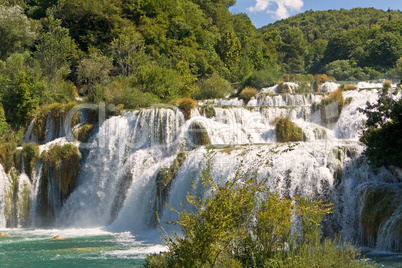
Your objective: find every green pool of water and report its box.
[0,228,401,267]
[0,228,164,267]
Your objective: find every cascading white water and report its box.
[2,86,401,252]
[0,165,7,228]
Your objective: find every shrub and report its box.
[134,64,184,101]
[103,77,156,109]
[193,73,232,100]
[177,97,196,120]
[341,83,357,91]
[145,153,374,268]
[275,118,306,142]
[321,88,345,124]
[241,66,281,89]
[239,87,258,104]
[0,103,9,137]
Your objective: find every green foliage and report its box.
[77,50,113,94]
[102,76,155,109]
[0,102,9,136]
[241,66,280,89]
[177,97,196,120]
[260,8,402,43]
[321,89,345,124]
[2,72,41,127]
[279,27,307,73]
[325,60,382,81]
[395,57,402,80]
[0,5,36,59]
[193,73,232,100]
[359,83,402,168]
[111,27,146,76]
[146,152,374,268]
[134,64,185,101]
[275,118,306,142]
[239,87,258,104]
[35,16,77,82]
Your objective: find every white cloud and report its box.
[248,0,304,20]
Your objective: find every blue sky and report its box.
[230,0,402,28]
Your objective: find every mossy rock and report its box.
[74,123,94,143]
[40,144,81,200]
[22,143,39,181]
[277,83,291,94]
[334,165,342,186]
[155,152,187,213]
[199,105,216,118]
[177,98,196,120]
[320,89,344,124]
[13,149,22,174]
[0,142,18,173]
[33,102,80,142]
[314,127,327,140]
[361,185,402,248]
[190,121,211,146]
[275,118,306,142]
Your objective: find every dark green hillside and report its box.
[260,8,402,42]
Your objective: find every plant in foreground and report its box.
[145,150,376,268]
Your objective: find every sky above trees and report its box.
[231,0,402,27]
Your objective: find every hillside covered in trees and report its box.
[0,1,402,136]
[260,8,402,76]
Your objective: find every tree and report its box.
[35,16,77,83]
[217,30,241,70]
[0,5,36,59]
[2,72,41,126]
[110,27,145,76]
[280,27,307,73]
[365,31,402,70]
[395,57,402,81]
[77,50,113,92]
[360,82,402,168]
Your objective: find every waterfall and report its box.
[1,87,401,252]
[0,165,7,228]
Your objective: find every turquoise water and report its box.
[0,228,164,267]
[362,248,402,268]
[0,228,401,267]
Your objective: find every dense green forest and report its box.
[0,1,401,137]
